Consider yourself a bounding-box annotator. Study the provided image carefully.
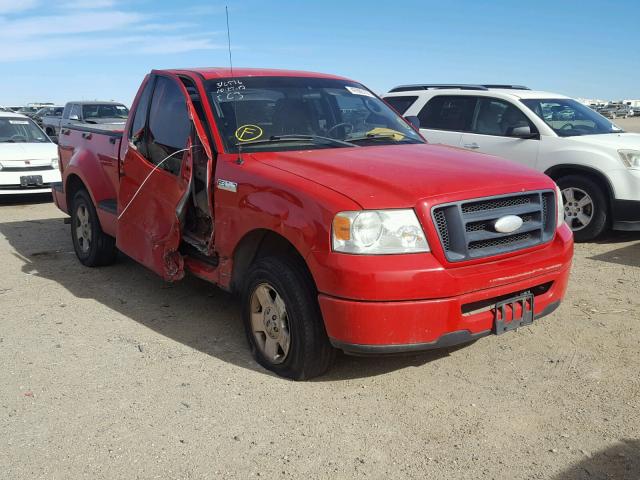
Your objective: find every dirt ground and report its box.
[1,122,640,479]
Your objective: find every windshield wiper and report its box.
[234,134,357,148]
[347,133,421,144]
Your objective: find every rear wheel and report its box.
[557,175,608,242]
[70,189,118,266]
[242,256,335,380]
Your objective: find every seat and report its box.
[475,102,503,135]
[500,106,529,135]
[271,98,313,135]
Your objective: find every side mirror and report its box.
[69,114,79,121]
[508,125,538,139]
[404,115,420,130]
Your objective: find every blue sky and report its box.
[0,0,638,106]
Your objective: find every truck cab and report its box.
[53,69,573,379]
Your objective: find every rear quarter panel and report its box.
[59,128,122,236]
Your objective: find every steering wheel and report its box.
[560,123,574,131]
[326,123,354,138]
[11,134,27,142]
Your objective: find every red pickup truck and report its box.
[52,68,573,379]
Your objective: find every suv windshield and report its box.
[206,77,424,152]
[0,117,50,143]
[521,98,623,137]
[82,104,129,120]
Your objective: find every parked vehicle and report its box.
[0,112,60,194]
[44,101,129,137]
[599,104,633,119]
[53,69,573,379]
[33,106,64,129]
[383,84,640,241]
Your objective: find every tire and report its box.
[70,189,118,266]
[557,175,608,242]
[242,256,335,380]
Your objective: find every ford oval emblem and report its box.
[494,215,523,233]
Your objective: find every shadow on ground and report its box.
[0,217,454,381]
[553,439,640,480]
[589,230,640,268]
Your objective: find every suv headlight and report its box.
[619,150,640,170]
[332,209,429,254]
[555,185,565,228]
[51,158,59,169]
[0,162,3,171]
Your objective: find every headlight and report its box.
[0,162,3,171]
[555,184,565,228]
[51,158,59,169]
[332,209,430,254]
[619,150,640,170]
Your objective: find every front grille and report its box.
[432,190,556,262]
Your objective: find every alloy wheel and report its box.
[250,283,291,364]
[75,204,92,253]
[562,187,594,231]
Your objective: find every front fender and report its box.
[213,155,359,289]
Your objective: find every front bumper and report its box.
[314,225,573,353]
[0,168,61,195]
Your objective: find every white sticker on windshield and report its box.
[9,120,29,124]
[345,86,375,97]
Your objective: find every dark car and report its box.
[43,101,129,137]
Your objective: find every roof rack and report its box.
[480,84,530,90]
[388,84,530,93]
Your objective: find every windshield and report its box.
[521,98,623,137]
[206,76,424,152]
[36,107,63,117]
[0,117,50,143]
[82,104,129,120]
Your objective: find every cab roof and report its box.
[159,67,352,82]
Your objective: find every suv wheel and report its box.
[557,175,608,242]
[70,189,118,266]
[242,256,335,380]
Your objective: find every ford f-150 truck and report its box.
[52,68,573,379]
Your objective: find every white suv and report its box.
[383,84,640,241]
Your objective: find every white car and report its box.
[0,112,60,195]
[383,85,640,241]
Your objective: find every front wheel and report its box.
[70,189,118,266]
[242,256,335,380]
[557,175,608,242]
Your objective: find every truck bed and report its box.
[56,125,123,236]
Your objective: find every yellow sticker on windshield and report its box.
[235,124,263,142]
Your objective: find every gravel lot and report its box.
[1,121,639,479]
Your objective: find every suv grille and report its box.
[432,191,556,262]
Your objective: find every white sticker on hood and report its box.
[345,86,375,97]
[9,120,29,124]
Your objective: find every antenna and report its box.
[225,6,243,164]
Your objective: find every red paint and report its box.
[54,68,574,350]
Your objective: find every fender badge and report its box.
[217,179,237,193]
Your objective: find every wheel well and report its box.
[545,165,614,214]
[65,174,87,210]
[230,229,314,294]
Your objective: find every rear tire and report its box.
[242,256,335,380]
[557,175,608,242]
[70,189,118,266]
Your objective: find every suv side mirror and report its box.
[508,125,538,139]
[404,115,420,130]
[69,114,79,121]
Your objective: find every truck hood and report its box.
[569,132,640,150]
[0,142,57,163]
[251,144,550,209]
